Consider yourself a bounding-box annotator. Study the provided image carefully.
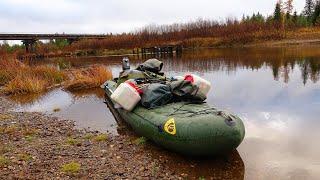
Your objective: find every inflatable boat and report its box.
[102,79,245,156]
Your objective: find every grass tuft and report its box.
[64,65,112,91]
[83,133,94,140]
[0,59,66,95]
[93,134,108,142]
[61,162,81,175]
[25,135,35,142]
[66,137,82,146]
[2,75,46,95]
[0,59,24,85]
[33,66,66,84]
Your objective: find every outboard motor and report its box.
[122,57,130,71]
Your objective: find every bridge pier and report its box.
[22,39,37,53]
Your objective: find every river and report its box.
[10,46,320,179]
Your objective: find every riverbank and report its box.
[0,96,180,179]
[0,95,244,179]
[16,38,320,60]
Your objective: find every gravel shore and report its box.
[0,96,244,179]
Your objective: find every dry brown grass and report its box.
[0,59,112,95]
[33,66,66,84]
[0,59,25,85]
[286,27,320,40]
[64,65,112,91]
[0,59,66,95]
[2,75,47,94]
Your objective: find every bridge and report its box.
[0,34,109,52]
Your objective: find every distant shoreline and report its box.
[14,38,320,60]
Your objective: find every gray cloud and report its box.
[0,0,305,33]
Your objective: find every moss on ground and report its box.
[61,162,81,175]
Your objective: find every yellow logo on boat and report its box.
[164,118,176,135]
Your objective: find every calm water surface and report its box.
[13,46,320,179]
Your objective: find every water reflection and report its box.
[18,46,320,179]
[12,88,118,135]
[160,47,320,85]
[24,46,320,85]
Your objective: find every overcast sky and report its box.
[0,0,305,34]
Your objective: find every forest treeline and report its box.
[1,0,320,56]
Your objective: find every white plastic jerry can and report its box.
[110,81,141,111]
[184,74,211,97]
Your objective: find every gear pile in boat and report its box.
[111,58,211,111]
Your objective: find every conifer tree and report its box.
[274,2,282,23]
[313,1,320,25]
[304,0,315,23]
[292,11,298,25]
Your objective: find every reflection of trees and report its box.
[298,58,320,85]
[161,47,320,84]
[23,46,320,84]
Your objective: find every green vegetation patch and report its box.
[61,162,81,175]
[133,137,147,145]
[25,135,35,142]
[93,134,108,142]
[0,156,10,167]
[17,153,33,162]
[83,133,94,140]
[0,145,13,154]
[66,137,82,146]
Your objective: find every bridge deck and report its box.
[0,34,109,40]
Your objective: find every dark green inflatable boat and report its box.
[102,80,245,156]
